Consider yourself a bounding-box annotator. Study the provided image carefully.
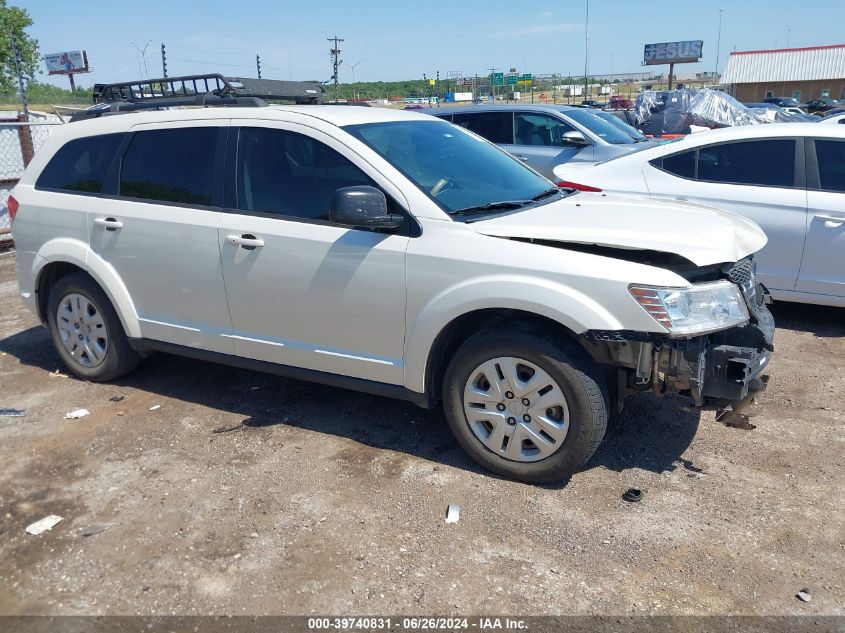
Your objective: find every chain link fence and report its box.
[1,113,64,245]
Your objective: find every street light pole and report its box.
[715,9,724,77]
[583,0,590,100]
[131,40,152,79]
[345,58,365,101]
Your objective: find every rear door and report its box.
[643,138,807,294]
[795,138,845,298]
[88,121,233,353]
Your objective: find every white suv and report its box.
[10,104,774,483]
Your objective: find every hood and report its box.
[470,193,767,267]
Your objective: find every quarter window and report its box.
[657,150,696,178]
[36,133,123,193]
[814,140,845,193]
[514,113,576,147]
[696,140,795,187]
[236,127,374,221]
[451,112,514,144]
[120,128,218,205]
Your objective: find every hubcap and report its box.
[462,356,569,463]
[56,293,108,368]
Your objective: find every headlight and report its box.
[629,281,749,336]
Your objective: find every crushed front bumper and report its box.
[585,284,774,413]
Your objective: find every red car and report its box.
[608,96,633,109]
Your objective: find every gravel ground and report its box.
[0,253,842,617]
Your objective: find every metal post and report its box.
[256,54,262,79]
[583,0,589,100]
[327,36,344,102]
[161,43,168,78]
[68,73,76,92]
[715,9,724,76]
[668,62,675,90]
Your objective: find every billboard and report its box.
[643,41,703,65]
[45,50,89,75]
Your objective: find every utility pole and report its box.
[10,36,29,120]
[715,9,724,77]
[327,35,344,102]
[256,54,262,79]
[161,43,168,78]
[584,0,590,100]
[487,66,498,102]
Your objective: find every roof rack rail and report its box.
[71,73,325,121]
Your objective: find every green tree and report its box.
[0,1,39,93]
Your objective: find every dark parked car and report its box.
[580,99,604,108]
[763,96,805,109]
[805,98,841,115]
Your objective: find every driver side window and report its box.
[236,127,374,221]
[514,113,576,147]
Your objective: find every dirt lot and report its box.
[0,252,842,617]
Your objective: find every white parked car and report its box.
[820,112,845,124]
[554,123,845,308]
[10,102,774,483]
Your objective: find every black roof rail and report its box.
[71,73,325,122]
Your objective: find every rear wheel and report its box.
[442,328,608,483]
[46,273,141,382]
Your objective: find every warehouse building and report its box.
[720,44,845,103]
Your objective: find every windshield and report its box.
[344,120,563,218]
[593,111,648,141]
[563,109,637,144]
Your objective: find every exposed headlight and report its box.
[629,281,749,336]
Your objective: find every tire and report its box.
[442,327,608,483]
[46,273,141,382]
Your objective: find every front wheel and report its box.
[442,328,608,483]
[46,273,141,382]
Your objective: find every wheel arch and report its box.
[33,239,141,338]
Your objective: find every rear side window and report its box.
[119,128,218,205]
[697,140,795,187]
[656,150,696,178]
[814,140,845,192]
[451,112,514,144]
[36,133,123,193]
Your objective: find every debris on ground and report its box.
[622,488,644,503]
[212,423,242,434]
[445,504,461,524]
[797,588,812,602]
[49,369,69,378]
[149,405,161,411]
[109,395,126,403]
[25,515,63,535]
[0,408,26,417]
[79,523,115,537]
[64,409,90,420]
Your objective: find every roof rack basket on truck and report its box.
[71,73,325,121]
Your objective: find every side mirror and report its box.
[330,186,403,230]
[561,130,590,146]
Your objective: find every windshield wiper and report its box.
[450,201,528,216]
[530,187,563,202]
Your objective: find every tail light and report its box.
[556,180,602,192]
[7,195,19,225]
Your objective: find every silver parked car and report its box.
[422,104,655,180]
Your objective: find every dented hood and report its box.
[470,193,767,267]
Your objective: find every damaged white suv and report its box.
[10,104,773,483]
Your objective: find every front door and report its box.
[217,123,409,384]
[796,138,845,298]
[503,113,583,180]
[88,122,233,353]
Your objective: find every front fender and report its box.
[33,238,141,339]
[403,274,626,393]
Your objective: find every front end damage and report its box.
[584,258,774,427]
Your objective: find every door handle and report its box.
[94,217,123,231]
[816,214,845,227]
[515,156,529,161]
[226,233,265,250]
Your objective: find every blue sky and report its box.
[19,0,845,88]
